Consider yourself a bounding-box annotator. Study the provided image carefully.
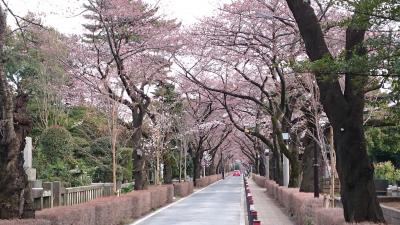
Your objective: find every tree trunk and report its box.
[258,159,265,176]
[284,0,384,222]
[334,114,383,222]
[300,106,322,193]
[0,8,34,219]
[208,164,216,175]
[132,109,147,190]
[300,143,316,192]
[254,157,259,174]
[272,138,283,185]
[193,154,202,186]
[163,154,173,184]
[0,94,35,219]
[288,154,300,187]
[216,158,221,175]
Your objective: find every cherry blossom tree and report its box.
[180,86,232,185]
[67,0,180,190]
[175,0,307,186]
[283,0,396,221]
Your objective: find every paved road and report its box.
[131,176,244,225]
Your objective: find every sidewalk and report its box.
[248,178,294,225]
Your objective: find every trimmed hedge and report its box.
[173,181,194,197]
[261,179,385,225]
[196,174,222,188]
[34,185,173,225]
[36,204,96,225]
[252,174,267,188]
[0,219,51,225]
[2,178,224,225]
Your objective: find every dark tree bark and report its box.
[284,0,384,222]
[163,154,173,184]
[272,136,283,185]
[132,108,147,190]
[192,153,202,186]
[300,143,314,192]
[299,105,322,193]
[258,160,266,177]
[0,8,34,219]
[208,164,216,175]
[299,143,323,193]
[288,153,300,187]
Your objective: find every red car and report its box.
[233,170,241,176]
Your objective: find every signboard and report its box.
[282,133,289,140]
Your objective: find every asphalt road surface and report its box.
[131,176,245,225]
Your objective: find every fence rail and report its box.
[63,183,113,206]
[32,181,133,210]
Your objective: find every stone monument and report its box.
[23,137,37,181]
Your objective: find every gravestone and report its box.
[23,137,37,181]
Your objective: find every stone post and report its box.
[43,182,53,208]
[53,181,62,207]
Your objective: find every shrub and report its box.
[173,181,194,197]
[0,219,51,225]
[89,137,112,182]
[252,174,267,188]
[90,196,134,225]
[118,147,133,183]
[121,183,134,193]
[35,185,175,225]
[39,126,74,160]
[264,179,385,225]
[374,161,400,184]
[35,126,89,186]
[36,204,96,225]
[149,187,161,209]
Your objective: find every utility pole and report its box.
[314,132,320,198]
[179,136,183,182]
[329,126,335,206]
[111,101,117,194]
[312,80,320,198]
[282,133,290,187]
[221,151,225,179]
[265,148,269,180]
[184,136,187,181]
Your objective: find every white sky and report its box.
[7,0,230,34]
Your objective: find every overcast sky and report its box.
[7,0,230,34]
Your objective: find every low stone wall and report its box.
[381,205,400,225]
[0,185,174,225]
[195,174,222,188]
[261,179,386,225]
[173,181,194,197]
